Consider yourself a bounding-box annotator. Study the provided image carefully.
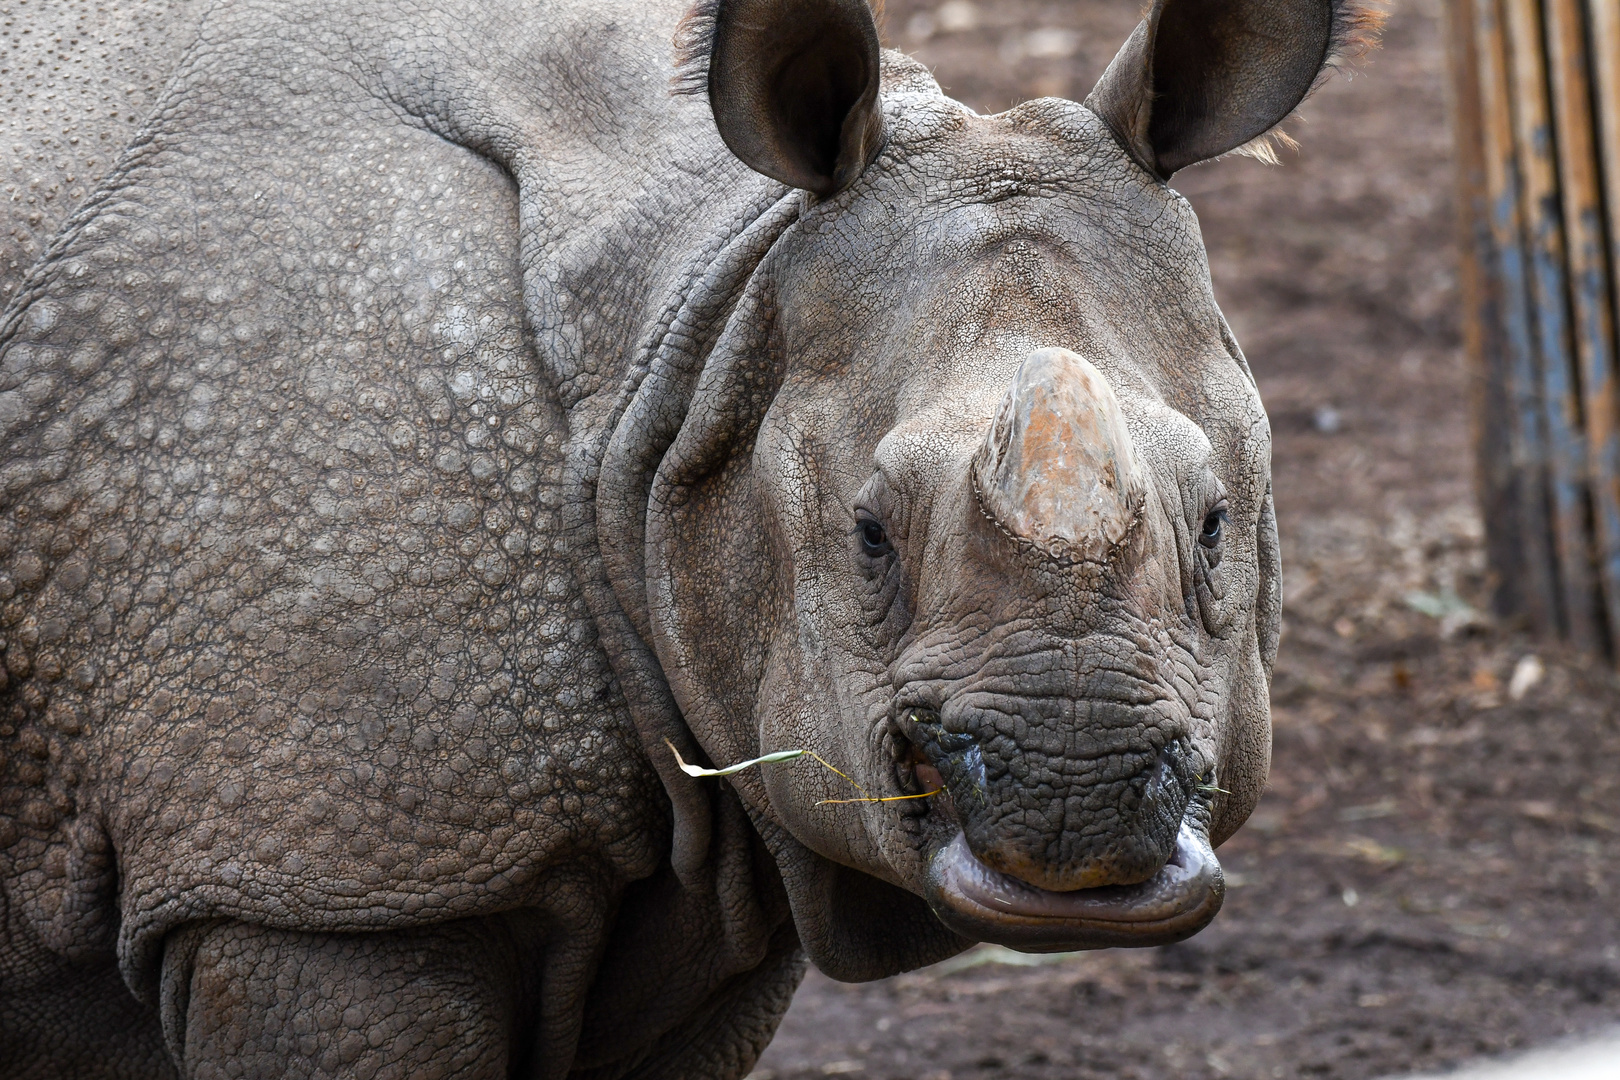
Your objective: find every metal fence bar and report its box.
[1450,0,1528,620]
[1502,0,1598,650]
[1589,1,1620,365]
[1450,0,1620,658]
[1546,0,1620,651]
[1471,0,1562,637]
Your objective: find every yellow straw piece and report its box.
[800,751,869,795]
[816,790,942,806]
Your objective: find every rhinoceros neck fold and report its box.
[973,347,1144,562]
[563,187,803,884]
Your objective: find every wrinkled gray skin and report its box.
[0,0,1330,1074]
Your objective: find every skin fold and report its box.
[0,0,1362,1075]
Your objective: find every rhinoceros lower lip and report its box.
[924,819,1224,952]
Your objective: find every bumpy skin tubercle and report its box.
[0,0,1349,1075]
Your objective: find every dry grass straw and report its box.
[665,739,939,805]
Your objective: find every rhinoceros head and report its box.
[639,0,1361,976]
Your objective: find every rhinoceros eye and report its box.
[1199,506,1227,550]
[857,517,892,557]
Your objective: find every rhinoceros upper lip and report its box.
[924,818,1224,951]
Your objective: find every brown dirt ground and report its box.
[752,2,1620,1078]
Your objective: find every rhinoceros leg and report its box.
[568,921,805,1080]
[0,956,174,1079]
[163,918,541,1080]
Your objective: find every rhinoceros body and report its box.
[0,0,1369,1075]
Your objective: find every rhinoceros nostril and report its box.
[913,757,945,795]
[884,725,956,821]
[1143,744,1177,803]
[886,729,929,788]
[893,710,983,817]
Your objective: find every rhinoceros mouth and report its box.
[923,818,1223,952]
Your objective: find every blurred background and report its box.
[751,1,1620,1078]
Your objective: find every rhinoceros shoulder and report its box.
[0,19,675,975]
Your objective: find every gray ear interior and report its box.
[1086,0,1337,179]
[706,0,885,195]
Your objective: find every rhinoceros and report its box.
[0,0,1375,1074]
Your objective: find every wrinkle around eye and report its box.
[1194,529,1234,637]
[852,537,913,650]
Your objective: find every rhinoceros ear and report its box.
[1085,0,1383,179]
[674,0,885,196]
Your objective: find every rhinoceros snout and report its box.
[907,705,1196,894]
[974,744,1189,893]
[901,704,1225,952]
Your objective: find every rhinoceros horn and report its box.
[973,348,1145,561]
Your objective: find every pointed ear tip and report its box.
[670,0,721,98]
[1278,0,1387,136]
[1089,0,1387,178]
[1327,0,1390,65]
[689,0,886,193]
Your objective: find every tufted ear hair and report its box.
[1085,0,1384,180]
[674,0,885,196]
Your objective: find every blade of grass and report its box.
[665,739,807,777]
[664,739,941,806]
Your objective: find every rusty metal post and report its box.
[1590,0,1620,388]
[1469,0,1562,637]
[1502,0,1599,651]
[1546,0,1620,652]
[1450,0,1620,657]
[1449,0,1529,622]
